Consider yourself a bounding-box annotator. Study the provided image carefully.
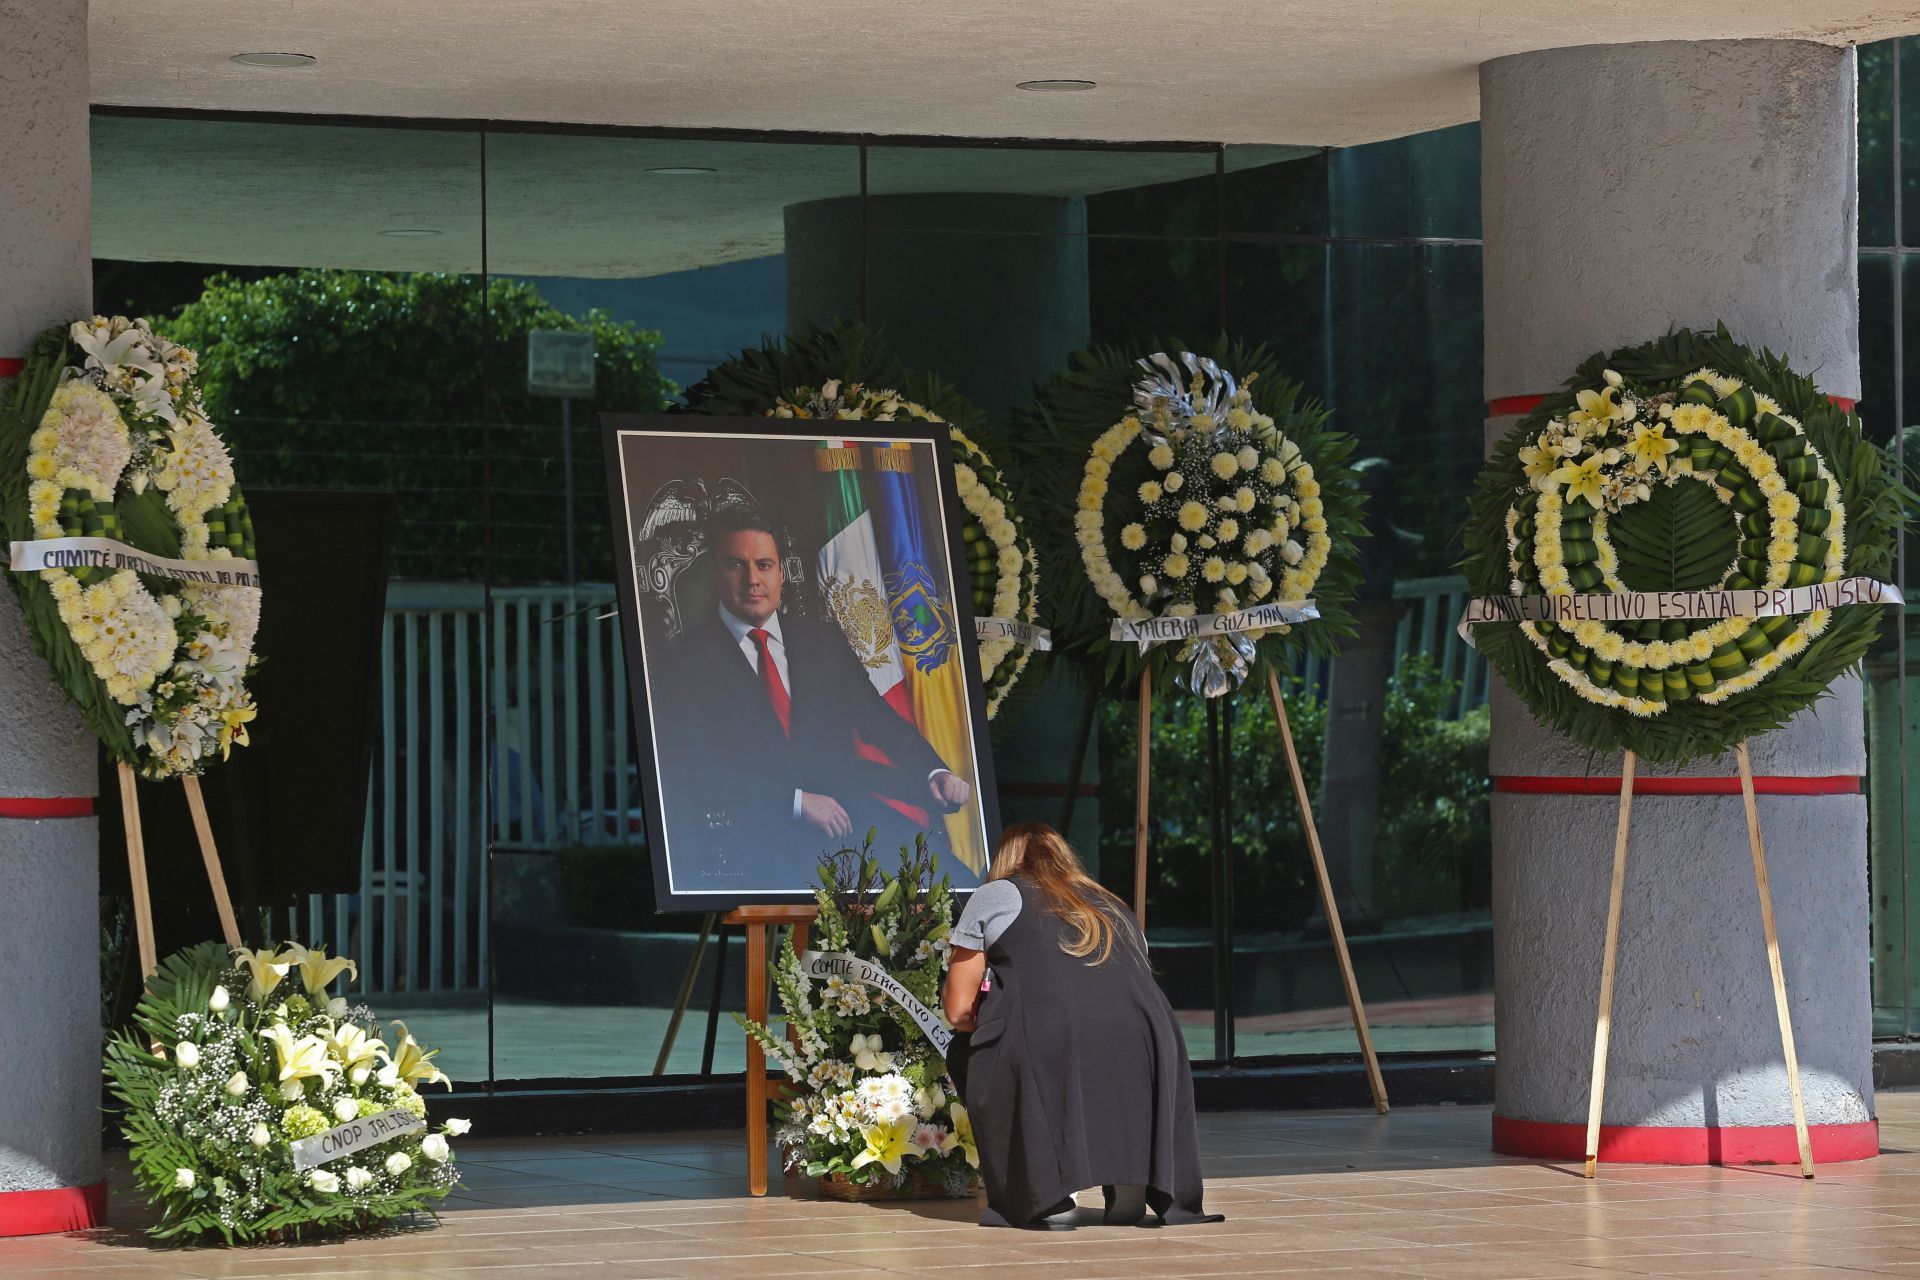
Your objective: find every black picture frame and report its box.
[600,412,1001,912]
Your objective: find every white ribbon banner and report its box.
[800,950,953,1057]
[1457,578,1904,644]
[9,537,260,588]
[1109,599,1319,645]
[973,616,1052,651]
[289,1107,426,1172]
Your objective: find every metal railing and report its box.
[284,574,1484,997]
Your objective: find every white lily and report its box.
[70,321,160,385]
[282,942,359,997]
[232,945,292,1003]
[328,1022,381,1078]
[376,1021,450,1089]
[260,1023,341,1086]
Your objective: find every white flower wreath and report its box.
[1506,366,1845,717]
[20,317,259,776]
[1075,360,1331,655]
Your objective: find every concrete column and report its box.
[1481,40,1875,1163]
[0,0,106,1234]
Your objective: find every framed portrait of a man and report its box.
[601,413,999,910]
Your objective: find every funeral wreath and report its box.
[104,941,466,1243]
[1464,326,1907,762]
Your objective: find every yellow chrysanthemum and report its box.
[1120,523,1147,551]
[1177,501,1208,532]
[1163,553,1190,578]
[1201,557,1226,583]
[1138,480,1162,504]
[1148,444,1175,470]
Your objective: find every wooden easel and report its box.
[1130,666,1390,1115]
[1581,743,1815,1180]
[728,904,819,1196]
[117,761,244,979]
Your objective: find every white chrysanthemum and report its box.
[42,381,132,499]
[157,415,235,523]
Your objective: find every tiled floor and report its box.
[5,1094,1918,1279]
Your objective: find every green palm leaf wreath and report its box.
[1464,325,1909,763]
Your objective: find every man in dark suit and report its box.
[655,508,972,888]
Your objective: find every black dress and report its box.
[962,876,1222,1227]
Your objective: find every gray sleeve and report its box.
[951,878,1022,951]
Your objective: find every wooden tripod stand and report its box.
[116,760,243,978]
[1131,666,1390,1115]
[1581,743,1815,1179]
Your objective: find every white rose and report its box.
[420,1133,451,1164]
[443,1118,472,1136]
[349,1065,371,1086]
[308,1169,340,1193]
[173,1168,195,1190]
[249,1123,271,1150]
[345,1166,374,1192]
[327,997,348,1019]
[333,1097,359,1123]
[173,1041,200,1069]
[385,1152,412,1176]
[224,1072,249,1097]
[208,986,230,1013]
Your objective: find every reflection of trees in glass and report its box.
[162,270,673,582]
[1094,655,1489,933]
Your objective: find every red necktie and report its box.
[749,628,791,738]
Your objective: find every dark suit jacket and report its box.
[653,609,955,890]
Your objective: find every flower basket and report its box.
[734,834,982,1197]
[818,1166,977,1201]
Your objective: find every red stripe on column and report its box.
[1487,394,1545,416]
[1830,396,1857,413]
[0,357,23,378]
[1495,774,1860,796]
[1493,1115,1879,1165]
[0,1182,107,1236]
[0,796,95,818]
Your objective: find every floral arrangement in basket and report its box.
[0,317,258,778]
[104,941,467,1243]
[735,834,979,1196]
[1023,338,1362,697]
[684,322,1042,719]
[1465,326,1908,762]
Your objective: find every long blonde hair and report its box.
[989,821,1138,965]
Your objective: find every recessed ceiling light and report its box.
[1017,79,1096,92]
[645,166,717,176]
[231,52,317,68]
[379,228,442,238]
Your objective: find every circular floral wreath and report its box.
[1027,339,1361,692]
[684,326,1041,719]
[0,317,259,778]
[1466,327,1903,762]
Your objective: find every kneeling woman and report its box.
[943,821,1222,1229]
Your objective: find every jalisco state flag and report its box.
[815,441,934,834]
[871,442,985,875]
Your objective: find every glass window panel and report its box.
[1903,38,1920,247]
[91,116,490,1081]
[1224,243,1330,405]
[864,145,1218,239]
[1330,124,1482,241]
[1223,146,1328,238]
[1328,242,1484,575]
[482,134,862,1083]
[1861,39,1897,248]
[1859,252,1896,441]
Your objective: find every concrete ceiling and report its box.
[93,2,1919,148]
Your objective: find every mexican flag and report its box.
[816,441,910,716]
[816,441,930,832]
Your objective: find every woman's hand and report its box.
[943,946,987,1031]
